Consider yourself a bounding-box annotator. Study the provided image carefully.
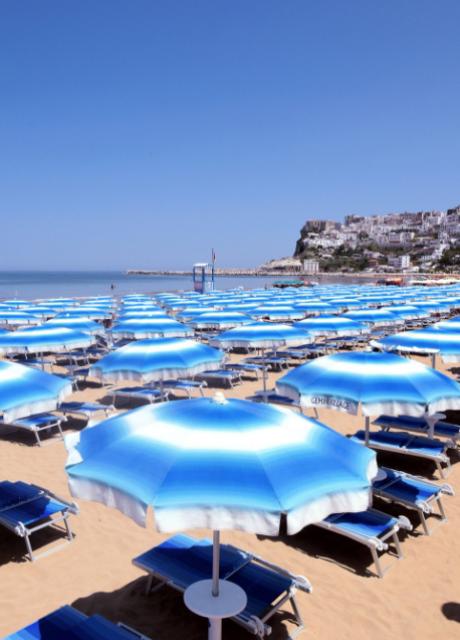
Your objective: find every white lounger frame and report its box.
[314,508,412,578]
[0,489,79,561]
[134,544,312,639]
[373,469,454,535]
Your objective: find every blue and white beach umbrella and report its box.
[276,351,460,417]
[66,396,376,636]
[343,309,403,326]
[433,317,460,332]
[111,318,194,340]
[0,310,41,326]
[189,311,252,330]
[211,322,310,350]
[45,316,104,335]
[251,306,305,321]
[294,315,369,337]
[0,360,72,422]
[89,337,224,384]
[0,326,95,355]
[66,397,376,534]
[374,328,460,364]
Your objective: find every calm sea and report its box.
[0,271,279,299]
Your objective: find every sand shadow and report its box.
[72,576,300,640]
[0,525,69,566]
[441,602,460,623]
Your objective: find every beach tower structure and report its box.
[192,262,215,293]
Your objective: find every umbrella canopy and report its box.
[211,322,310,350]
[66,396,377,535]
[44,316,104,335]
[432,317,460,332]
[0,360,72,422]
[111,318,194,340]
[251,306,305,321]
[374,328,460,363]
[189,311,252,330]
[276,351,460,417]
[0,310,41,326]
[343,309,404,326]
[89,337,224,383]
[0,326,95,355]
[294,315,369,337]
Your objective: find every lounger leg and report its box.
[63,516,73,541]
[392,532,403,559]
[419,511,430,536]
[57,422,64,440]
[288,596,305,639]
[369,547,383,578]
[33,431,42,447]
[436,460,446,479]
[437,497,447,522]
[24,533,35,562]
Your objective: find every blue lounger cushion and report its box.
[114,387,162,398]
[0,496,70,529]
[9,414,60,428]
[373,468,443,503]
[5,605,86,639]
[352,430,446,457]
[324,510,400,539]
[133,533,248,590]
[230,562,293,620]
[0,481,43,511]
[374,415,460,440]
[60,402,110,413]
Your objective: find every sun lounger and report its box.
[313,508,412,578]
[224,362,263,380]
[133,533,312,638]
[111,387,168,405]
[373,414,460,447]
[278,344,328,360]
[0,413,65,446]
[161,379,207,398]
[194,369,242,388]
[58,401,115,424]
[5,604,151,639]
[244,355,290,371]
[350,430,452,479]
[372,467,454,535]
[248,389,303,412]
[0,480,78,561]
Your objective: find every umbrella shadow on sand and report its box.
[258,513,412,579]
[72,576,297,640]
[441,602,460,623]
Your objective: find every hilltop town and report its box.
[292,205,460,274]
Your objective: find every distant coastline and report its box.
[126,268,459,282]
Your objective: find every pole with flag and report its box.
[211,248,216,291]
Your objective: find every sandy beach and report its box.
[0,354,459,639]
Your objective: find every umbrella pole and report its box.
[364,416,370,446]
[262,348,267,401]
[212,530,220,596]
[431,353,436,369]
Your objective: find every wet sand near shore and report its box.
[0,353,459,639]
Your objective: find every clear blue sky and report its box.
[1,1,459,270]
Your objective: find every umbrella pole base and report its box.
[208,617,221,640]
[184,579,247,640]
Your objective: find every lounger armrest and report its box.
[117,622,151,639]
[291,574,313,593]
[440,483,455,496]
[247,616,271,638]
[241,550,313,592]
[42,488,80,515]
[396,515,412,532]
